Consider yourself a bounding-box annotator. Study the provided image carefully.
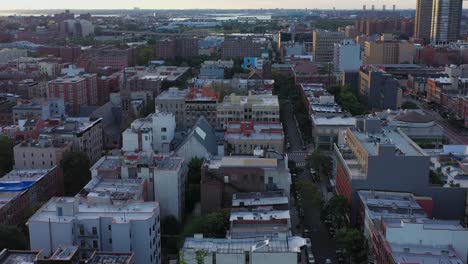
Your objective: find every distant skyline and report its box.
[0,0,423,10]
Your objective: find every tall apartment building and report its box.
[333,117,467,222]
[184,87,219,130]
[41,117,103,164]
[155,87,188,128]
[359,66,401,110]
[221,38,265,59]
[216,94,280,130]
[431,0,463,43]
[47,73,98,115]
[201,155,291,214]
[0,167,63,225]
[415,0,434,40]
[120,153,187,220]
[28,197,161,264]
[14,136,72,169]
[154,38,199,59]
[363,34,414,65]
[312,30,345,63]
[333,39,362,73]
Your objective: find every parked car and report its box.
[303,229,310,237]
[305,238,312,249]
[325,259,332,264]
[308,253,316,264]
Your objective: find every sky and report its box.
[0,0,419,10]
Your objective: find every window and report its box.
[161,136,167,140]
[149,228,152,236]
[161,127,167,132]
[109,238,112,244]
[108,225,111,231]
[92,227,97,235]
[57,207,63,216]
[92,240,98,249]
[79,225,84,235]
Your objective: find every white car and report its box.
[305,238,312,249]
[325,259,332,264]
[308,253,316,264]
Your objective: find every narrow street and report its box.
[281,100,337,263]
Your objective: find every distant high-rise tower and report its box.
[431,0,463,43]
[415,0,434,40]
[120,70,134,130]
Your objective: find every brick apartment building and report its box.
[47,73,98,115]
[200,155,291,214]
[0,167,63,226]
[155,38,199,59]
[221,38,265,59]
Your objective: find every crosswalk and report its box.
[287,151,309,167]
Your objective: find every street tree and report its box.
[321,195,349,229]
[336,228,368,264]
[0,136,14,176]
[60,152,92,195]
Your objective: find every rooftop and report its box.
[349,126,427,156]
[82,177,145,202]
[225,122,284,141]
[232,191,288,207]
[391,243,464,264]
[206,156,278,169]
[86,252,133,264]
[230,210,290,222]
[182,236,305,254]
[123,151,184,170]
[49,73,96,84]
[28,197,158,224]
[156,87,188,100]
[358,190,428,220]
[219,94,279,108]
[312,116,356,126]
[0,249,39,264]
[42,117,102,135]
[49,246,79,261]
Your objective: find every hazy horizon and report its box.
[0,0,421,10]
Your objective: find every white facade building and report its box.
[122,113,176,153]
[333,39,362,73]
[28,197,161,264]
[121,152,187,220]
[152,111,176,153]
[122,117,153,152]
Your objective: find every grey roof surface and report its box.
[394,111,434,123]
[91,102,122,142]
[176,116,219,155]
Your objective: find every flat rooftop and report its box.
[206,156,278,169]
[42,117,101,135]
[312,116,356,126]
[29,197,158,224]
[83,177,144,202]
[358,190,428,220]
[49,73,95,84]
[183,236,305,254]
[350,127,426,156]
[232,191,288,207]
[123,152,183,170]
[86,252,133,264]
[0,251,38,264]
[230,210,290,221]
[92,156,122,171]
[219,94,279,108]
[225,122,284,141]
[390,243,464,264]
[156,87,188,100]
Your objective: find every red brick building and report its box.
[155,38,199,60]
[0,167,63,226]
[47,73,98,115]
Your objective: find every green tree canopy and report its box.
[336,228,368,264]
[0,136,14,176]
[183,209,230,238]
[60,152,92,195]
[321,195,349,229]
[0,225,28,250]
